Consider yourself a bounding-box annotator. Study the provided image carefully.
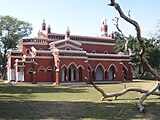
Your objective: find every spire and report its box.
[65,26,70,39]
[101,17,108,37]
[42,18,46,31]
[47,24,51,33]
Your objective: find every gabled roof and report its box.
[50,38,82,46]
[56,44,83,50]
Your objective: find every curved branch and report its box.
[108,0,160,81]
[91,1,160,112]
[92,82,160,101]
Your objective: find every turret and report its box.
[65,26,70,39]
[47,24,51,33]
[42,19,46,31]
[101,17,108,37]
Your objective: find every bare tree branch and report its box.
[91,0,160,112]
[108,0,160,81]
[92,82,160,101]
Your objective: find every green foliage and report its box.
[0,16,32,49]
[114,31,160,79]
[0,15,32,78]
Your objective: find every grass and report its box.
[0,79,160,120]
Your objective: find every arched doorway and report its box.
[96,66,104,80]
[38,66,46,82]
[108,66,115,80]
[78,67,83,81]
[61,67,67,82]
[69,65,76,81]
[46,66,53,82]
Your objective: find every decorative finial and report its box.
[65,26,70,39]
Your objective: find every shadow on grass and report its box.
[0,83,88,94]
[0,100,160,120]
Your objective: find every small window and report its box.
[66,47,71,50]
[104,51,108,54]
[26,49,30,54]
[91,50,96,53]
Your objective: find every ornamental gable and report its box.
[50,39,82,51]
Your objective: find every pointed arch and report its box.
[122,64,128,71]
[38,66,46,72]
[27,68,34,74]
[95,63,105,72]
[68,62,77,69]
[46,66,54,82]
[61,65,67,82]
[26,67,33,82]
[78,65,84,70]
[96,65,104,80]
[104,50,108,54]
[88,64,92,71]
[107,64,118,72]
[78,66,83,81]
[65,47,71,50]
[91,50,96,53]
[68,64,76,81]
[46,66,53,71]
[61,64,68,69]
[108,64,117,80]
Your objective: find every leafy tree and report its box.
[114,31,160,79]
[0,15,32,79]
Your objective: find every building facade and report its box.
[7,18,132,84]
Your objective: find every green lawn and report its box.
[0,80,160,120]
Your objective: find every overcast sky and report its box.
[0,0,160,38]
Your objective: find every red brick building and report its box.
[7,18,132,84]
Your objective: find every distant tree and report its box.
[0,15,32,79]
[114,32,160,79]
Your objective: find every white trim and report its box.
[50,39,82,46]
[21,37,48,40]
[88,64,93,71]
[122,64,129,71]
[77,65,85,70]
[10,50,22,53]
[14,65,25,67]
[87,53,130,57]
[61,64,68,69]
[56,44,83,50]
[46,66,53,71]
[58,56,88,59]
[32,56,53,59]
[10,56,23,58]
[57,50,87,54]
[38,66,46,72]
[7,69,15,80]
[95,63,105,72]
[88,58,130,61]
[20,42,48,45]
[27,68,34,74]
[36,50,52,53]
[77,41,115,46]
[31,46,37,52]
[47,33,113,40]
[91,50,96,53]
[107,64,118,72]
[68,62,77,69]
